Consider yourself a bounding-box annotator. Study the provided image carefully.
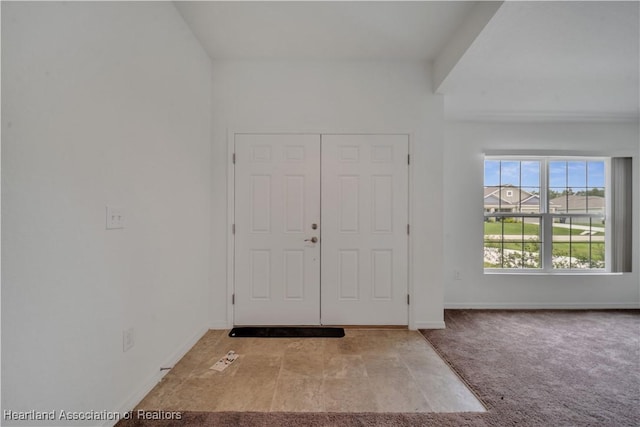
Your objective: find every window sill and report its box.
[484,270,623,276]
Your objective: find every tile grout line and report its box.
[268,345,287,412]
[320,338,327,413]
[398,345,438,412]
[404,330,442,411]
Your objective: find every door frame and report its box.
[226,129,415,329]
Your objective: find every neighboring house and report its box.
[484,185,558,214]
[549,195,605,215]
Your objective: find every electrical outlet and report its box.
[453,270,461,280]
[123,328,135,352]
[106,206,124,229]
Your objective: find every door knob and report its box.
[305,237,318,243]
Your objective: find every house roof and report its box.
[549,195,605,210]
[484,186,534,205]
[521,196,540,206]
[484,185,561,209]
[484,194,505,206]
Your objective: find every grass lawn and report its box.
[484,222,541,236]
[552,242,605,262]
[484,221,604,236]
[484,241,540,252]
[484,219,606,268]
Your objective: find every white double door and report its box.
[234,134,408,325]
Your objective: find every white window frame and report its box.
[484,155,611,274]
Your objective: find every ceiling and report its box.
[440,1,640,121]
[174,1,474,60]
[175,1,640,122]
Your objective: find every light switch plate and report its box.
[106,206,124,229]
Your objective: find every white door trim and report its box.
[225,128,235,329]
[225,130,415,329]
[407,132,415,330]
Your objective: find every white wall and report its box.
[443,121,640,308]
[210,60,446,329]
[1,3,212,425]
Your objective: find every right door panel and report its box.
[321,134,409,325]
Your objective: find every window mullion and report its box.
[541,159,553,272]
[542,214,553,271]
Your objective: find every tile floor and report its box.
[136,329,485,413]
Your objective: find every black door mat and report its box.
[229,327,345,338]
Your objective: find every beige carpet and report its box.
[423,309,640,427]
[117,309,639,426]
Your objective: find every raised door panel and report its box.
[234,134,321,325]
[321,134,408,325]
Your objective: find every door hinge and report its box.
[408,154,410,165]
[407,224,410,235]
[407,294,410,305]
[232,294,235,305]
[232,153,236,164]
[232,224,235,234]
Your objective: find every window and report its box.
[484,157,609,272]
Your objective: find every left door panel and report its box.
[234,134,321,325]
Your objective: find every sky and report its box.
[485,160,605,191]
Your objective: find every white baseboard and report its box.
[209,320,230,330]
[106,326,208,427]
[413,320,446,330]
[444,302,640,309]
